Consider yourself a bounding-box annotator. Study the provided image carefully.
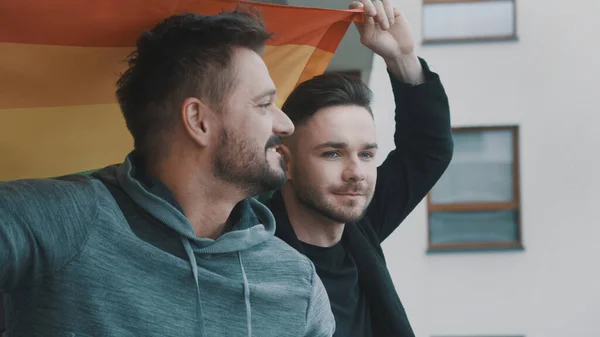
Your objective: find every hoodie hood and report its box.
[93,153,276,337]
[103,154,276,253]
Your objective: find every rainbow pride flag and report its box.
[0,0,361,181]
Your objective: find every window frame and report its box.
[427,125,522,251]
[422,0,518,45]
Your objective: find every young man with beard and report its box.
[265,0,454,336]
[0,9,335,337]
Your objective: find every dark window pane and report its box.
[430,210,518,244]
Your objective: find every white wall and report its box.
[368,0,600,336]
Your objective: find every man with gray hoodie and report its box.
[0,8,334,337]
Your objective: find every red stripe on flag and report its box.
[0,0,362,52]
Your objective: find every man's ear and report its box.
[181,97,212,147]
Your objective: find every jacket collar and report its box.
[267,190,306,253]
[267,190,362,250]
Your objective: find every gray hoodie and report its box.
[0,154,335,336]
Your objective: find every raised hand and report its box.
[350,0,424,84]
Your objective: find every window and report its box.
[422,0,517,44]
[427,126,522,251]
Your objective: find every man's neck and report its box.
[151,160,244,240]
[281,184,345,247]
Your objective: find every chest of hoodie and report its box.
[28,207,317,336]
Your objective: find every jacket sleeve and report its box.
[0,176,97,293]
[304,262,335,337]
[365,57,454,242]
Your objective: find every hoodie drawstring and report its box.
[181,237,206,336]
[181,238,253,337]
[238,251,252,337]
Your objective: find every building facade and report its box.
[368,1,600,336]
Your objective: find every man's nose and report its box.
[273,107,294,137]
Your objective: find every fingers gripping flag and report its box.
[0,0,361,180]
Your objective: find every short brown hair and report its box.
[281,73,373,126]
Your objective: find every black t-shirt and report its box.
[301,241,372,337]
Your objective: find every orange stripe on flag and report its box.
[0,43,328,110]
[0,43,131,110]
[298,21,351,85]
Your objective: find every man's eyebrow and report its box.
[363,142,378,149]
[314,141,378,150]
[314,141,348,150]
[252,89,277,101]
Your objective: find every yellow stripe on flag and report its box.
[0,0,362,181]
[0,104,131,180]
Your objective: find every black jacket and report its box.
[265,58,453,337]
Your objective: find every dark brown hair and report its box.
[116,7,272,162]
[281,73,373,126]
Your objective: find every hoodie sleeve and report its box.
[0,175,97,293]
[304,263,336,336]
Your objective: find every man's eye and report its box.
[259,103,272,109]
[322,152,340,158]
[359,152,374,159]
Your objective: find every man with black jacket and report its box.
[264,0,453,335]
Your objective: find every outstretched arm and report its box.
[0,176,96,292]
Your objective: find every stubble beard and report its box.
[293,179,373,224]
[213,129,286,197]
